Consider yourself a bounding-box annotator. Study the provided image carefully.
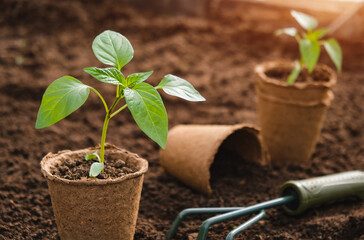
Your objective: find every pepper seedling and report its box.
[275,10,343,84]
[36,30,205,177]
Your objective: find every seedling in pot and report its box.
[275,10,343,84]
[36,30,205,177]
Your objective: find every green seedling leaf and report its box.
[89,162,104,177]
[299,39,320,73]
[324,39,342,72]
[126,71,153,87]
[286,61,301,84]
[85,152,101,162]
[92,30,134,70]
[275,27,297,37]
[156,74,206,102]
[36,76,90,129]
[84,67,125,86]
[291,10,318,31]
[124,82,168,149]
[308,28,328,40]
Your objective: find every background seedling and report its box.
[36,30,205,177]
[276,10,343,84]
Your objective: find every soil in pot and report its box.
[265,66,331,83]
[50,155,137,180]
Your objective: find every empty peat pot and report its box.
[255,61,337,164]
[41,144,148,240]
[159,124,268,195]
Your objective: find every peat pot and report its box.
[41,144,148,240]
[255,61,336,164]
[160,124,268,195]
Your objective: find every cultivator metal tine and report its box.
[225,210,266,240]
[196,196,295,240]
[165,207,244,239]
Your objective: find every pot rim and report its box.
[255,60,337,89]
[41,143,148,186]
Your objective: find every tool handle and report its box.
[280,170,364,215]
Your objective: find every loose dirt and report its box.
[0,0,363,239]
[50,155,136,180]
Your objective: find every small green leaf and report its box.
[85,152,101,162]
[92,30,134,70]
[324,39,342,72]
[89,162,104,177]
[36,76,90,129]
[286,61,301,84]
[124,82,168,149]
[300,39,320,73]
[275,27,297,37]
[308,28,328,40]
[126,71,153,87]
[84,67,125,85]
[291,10,318,31]
[156,74,205,102]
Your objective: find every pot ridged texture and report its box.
[41,144,148,240]
[255,61,337,164]
[159,124,268,195]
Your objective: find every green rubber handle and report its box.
[279,170,364,215]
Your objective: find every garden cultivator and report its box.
[166,171,364,240]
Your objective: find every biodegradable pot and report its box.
[255,61,337,164]
[159,124,268,195]
[41,144,148,240]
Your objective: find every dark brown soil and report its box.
[265,66,331,83]
[0,0,363,239]
[50,154,136,180]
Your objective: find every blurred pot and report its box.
[255,61,336,164]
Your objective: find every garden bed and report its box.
[0,0,363,239]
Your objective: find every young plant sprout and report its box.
[36,30,205,177]
[275,10,343,84]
